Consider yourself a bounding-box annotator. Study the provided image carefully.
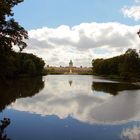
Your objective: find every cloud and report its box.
[24,22,140,67]
[121,125,140,140]
[122,6,140,21]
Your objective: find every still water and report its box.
[0,75,140,140]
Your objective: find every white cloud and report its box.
[122,6,140,21]
[121,125,140,140]
[24,22,140,67]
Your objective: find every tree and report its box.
[23,59,36,76]
[0,0,28,52]
[119,49,140,79]
[0,1,45,79]
[0,0,29,79]
[19,53,45,76]
[125,48,138,58]
[92,49,140,81]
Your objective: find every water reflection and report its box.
[0,77,44,112]
[121,125,140,140]
[92,82,140,95]
[69,80,72,86]
[8,75,140,125]
[0,118,11,140]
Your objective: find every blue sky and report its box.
[14,0,139,29]
[13,0,140,66]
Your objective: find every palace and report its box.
[69,60,73,67]
[46,60,92,74]
[69,60,73,73]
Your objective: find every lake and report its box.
[0,75,140,140]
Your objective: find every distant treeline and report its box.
[0,50,45,79]
[92,49,140,81]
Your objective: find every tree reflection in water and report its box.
[0,77,44,112]
[91,82,140,95]
[0,118,11,140]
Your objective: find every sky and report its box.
[13,0,140,67]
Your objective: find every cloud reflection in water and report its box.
[9,75,140,125]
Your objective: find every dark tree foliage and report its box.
[18,53,45,76]
[0,1,45,80]
[0,118,11,140]
[92,49,140,80]
[0,0,28,52]
[2,52,45,78]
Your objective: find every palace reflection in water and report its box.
[0,75,140,140]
